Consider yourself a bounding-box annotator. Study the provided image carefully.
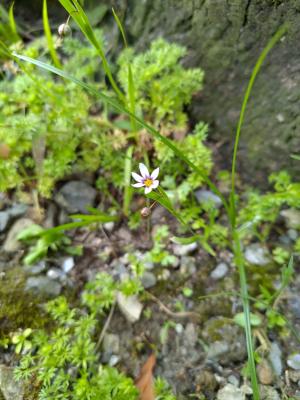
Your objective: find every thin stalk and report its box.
[229,24,288,400]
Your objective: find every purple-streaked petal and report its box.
[145,186,152,194]
[139,163,149,179]
[151,167,159,180]
[132,182,144,188]
[151,180,159,189]
[131,172,143,182]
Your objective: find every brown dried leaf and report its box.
[135,354,156,400]
[0,143,10,160]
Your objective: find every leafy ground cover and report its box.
[0,2,299,400]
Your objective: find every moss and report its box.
[0,267,48,336]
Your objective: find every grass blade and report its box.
[43,0,61,68]
[13,52,228,214]
[8,2,20,42]
[123,146,133,216]
[58,0,125,103]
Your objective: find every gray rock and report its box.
[287,354,300,370]
[62,257,75,273]
[44,202,57,229]
[180,256,196,276]
[210,262,228,279]
[244,244,270,266]
[195,190,222,208]
[207,341,230,360]
[0,212,9,232]
[141,271,157,288]
[268,342,282,376]
[108,355,120,367]
[47,268,66,281]
[24,261,46,275]
[227,375,239,387]
[260,385,280,400]
[102,333,120,363]
[0,365,23,400]
[288,228,298,241]
[280,208,300,229]
[25,276,62,296]
[103,221,115,232]
[184,323,198,348]
[288,296,300,318]
[55,181,97,213]
[117,292,143,323]
[8,204,28,218]
[3,218,35,252]
[173,242,198,256]
[217,383,245,400]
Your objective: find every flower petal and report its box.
[151,180,159,189]
[145,186,152,194]
[139,163,149,179]
[151,167,159,180]
[132,182,144,188]
[132,172,143,182]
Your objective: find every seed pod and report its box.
[0,143,10,159]
[141,207,151,218]
[58,23,71,37]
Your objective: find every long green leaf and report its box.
[13,52,228,214]
[58,0,125,103]
[8,2,20,42]
[43,0,61,68]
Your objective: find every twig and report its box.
[146,291,199,319]
[96,301,116,351]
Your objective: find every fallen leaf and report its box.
[135,353,156,400]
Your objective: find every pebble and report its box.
[280,208,300,229]
[210,262,228,279]
[172,242,198,256]
[287,228,298,241]
[259,385,280,400]
[184,323,198,348]
[227,374,239,387]
[25,276,62,296]
[287,354,300,370]
[108,355,120,367]
[103,221,115,232]
[102,333,120,363]
[175,323,184,334]
[3,218,35,252]
[141,271,157,288]
[55,180,97,213]
[62,257,75,273]
[217,383,245,400]
[179,256,196,275]
[244,244,270,266]
[117,292,143,323]
[268,342,282,376]
[257,359,273,385]
[24,261,46,275]
[47,268,66,281]
[0,365,23,400]
[0,212,9,232]
[195,189,222,208]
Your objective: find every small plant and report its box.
[11,328,33,354]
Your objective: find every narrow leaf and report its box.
[43,0,61,68]
[135,354,156,400]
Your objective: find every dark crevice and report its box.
[243,0,252,27]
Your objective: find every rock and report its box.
[175,323,184,334]
[268,342,282,376]
[202,317,247,363]
[173,242,198,256]
[179,256,197,276]
[24,261,46,275]
[117,292,143,323]
[8,204,28,218]
[288,296,300,318]
[102,333,120,363]
[103,221,115,232]
[244,244,270,266]
[159,269,171,280]
[259,385,280,400]
[288,370,300,383]
[227,375,239,387]
[44,202,57,229]
[109,355,120,367]
[25,276,62,296]
[287,228,298,241]
[141,271,157,288]
[0,365,23,400]
[47,268,66,281]
[280,208,300,229]
[184,323,198,348]
[0,212,9,232]
[61,257,75,273]
[55,181,97,213]
[195,190,222,208]
[287,354,300,370]
[3,218,35,252]
[217,383,245,400]
[210,262,228,279]
[257,359,273,385]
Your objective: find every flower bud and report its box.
[141,207,151,218]
[58,23,72,37]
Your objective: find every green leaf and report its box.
[171,235,201,245]
[233,312,262,328]
[291,154,300,161]
[43,0,61,68]
[12,52,228,213]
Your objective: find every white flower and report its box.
[132,163,159,194]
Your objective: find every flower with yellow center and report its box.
[132,163,159,194]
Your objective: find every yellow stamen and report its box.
[144,178,153,187]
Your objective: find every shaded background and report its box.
[9,0,300,184]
